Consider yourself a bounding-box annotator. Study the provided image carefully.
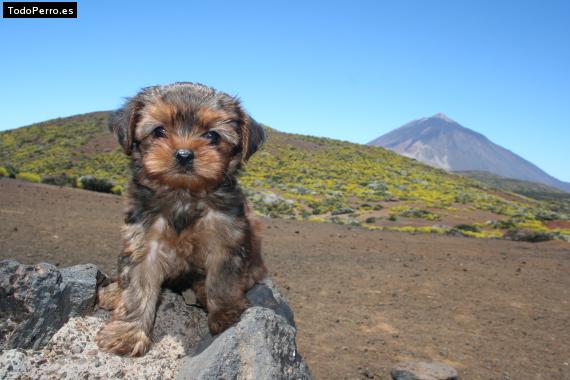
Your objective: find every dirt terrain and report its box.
[1,178,569,380]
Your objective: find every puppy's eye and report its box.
[202,131,220,145]
[153,126,167,139]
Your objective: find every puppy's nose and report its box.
[175,149,194,165]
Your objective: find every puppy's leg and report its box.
[245,214,268,287]
[96,260,163,356]
[97,282,122,311]
[97,227,180,356]
[205,246,250,335]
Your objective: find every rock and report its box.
[0,350,31,379]
[0,259,107,350]
[249,191,294,207]
[359,367,375,378]
[246,277,295,327]
[182,288,198,305]
[1,260,67,350]
[177,308,311,380]
[60,263,110,317]
[0,259,311,379]
[0,290,208,380]
[367,181,388,191]
[391,361,458,380]
[179,277,311,379]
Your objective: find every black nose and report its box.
[175,149,194,165]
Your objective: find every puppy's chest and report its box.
[164,199,206,235]
[159,200,242,259]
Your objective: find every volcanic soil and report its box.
[1,178,569,379]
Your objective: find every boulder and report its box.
[0,260,107,350]
[391,361,458,380]
[178,307,311,380]
[246,278,295,327]
[0,290,207,379]
[0,259,311,379]
[178,277,311,379]
[60,263,110,317]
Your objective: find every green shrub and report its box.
[455,192,474,204]
[111,185,123,195]
[16,172,41,183]
[0,167,8,177]
[503,228,554,243]
[3,164,18,178]
[534,210,559,221]
[42,174,75,187]
[454,224,481,233]
[78,176,115,193]
[397,207,440,221]
[330,216,344,225]
[331,207,355,215]
[365,217,377,224]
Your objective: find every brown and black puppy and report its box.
[96,82,267,357]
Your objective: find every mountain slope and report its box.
[1,112,569,240]
[369,113,570,192]
[457,171,570,214]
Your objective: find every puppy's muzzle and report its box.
[175,149,194,168]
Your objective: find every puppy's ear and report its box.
[108,98,143,155]
[241,116,265,161]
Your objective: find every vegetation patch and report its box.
[503,229,554,243]
[16,172,41,183]
[78,176,116,194]
[1,112,569,242]
[390,206,440,221]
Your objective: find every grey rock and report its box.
[0,260,67,350]
[0,290,206,380]
[0,349,31,379]
[191,277,299,357]
[250,191,294,206]
[60,263,110,318]
[0,260,108,350]
[182,288,198,305]
[178,277,310,379]
[391,361,458,380]
[177,308,311,380]
[247,277,295,327]
[1,259,311,379]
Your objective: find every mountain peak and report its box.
[368,115,570,192]
[431,113,454,123]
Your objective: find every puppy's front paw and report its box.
[96,321,151,357]
[207,305,248,335]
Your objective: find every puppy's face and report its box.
[110,83,264,191]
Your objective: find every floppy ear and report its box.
[108,98,142,155]
[241,116,265,161]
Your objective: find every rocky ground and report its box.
[1,178,570,379]
[1,288,205,379]
[0,259,309,379]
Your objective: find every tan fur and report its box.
[98,83,267,357]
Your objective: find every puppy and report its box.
[96,82,267,356]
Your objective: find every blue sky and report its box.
[0,0,568,181]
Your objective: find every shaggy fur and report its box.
[96,82,267,357]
